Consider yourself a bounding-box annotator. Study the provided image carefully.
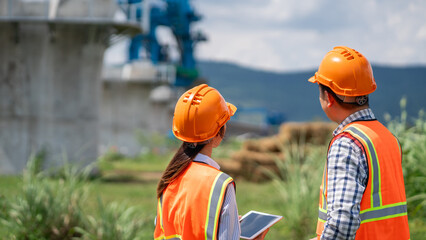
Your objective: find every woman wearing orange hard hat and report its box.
[154,84,268,240]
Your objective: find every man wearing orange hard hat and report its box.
[154,84,268,240]
[308,46,410,240]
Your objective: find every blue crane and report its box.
[117,0,206,87]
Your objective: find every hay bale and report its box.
[278,122,337,145]
[242,140,259,151]
[231,150,280,165]
[216,159,242,178]
[230,150,282,182]
[243,136,281,153]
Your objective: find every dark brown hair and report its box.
[319,84,369,109]
[156,126,226,198]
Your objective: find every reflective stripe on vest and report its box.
[205,172,233,240]
[360,202,407,223]
[319,202,408,223]
[154,234,182,240]
[317,123,408,226]
[319,160,328,212]
[318,207,327,223]
[158,195,164,231]
[345,126,382,208]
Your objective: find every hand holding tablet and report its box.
[239,210,283,240]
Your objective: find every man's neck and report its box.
[336,106,369,124]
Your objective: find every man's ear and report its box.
[325,91,335,107]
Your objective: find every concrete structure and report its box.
[100,61,177,156]
[1,0,117,19]
[0,0,141,174]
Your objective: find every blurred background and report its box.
[0,0,425,239]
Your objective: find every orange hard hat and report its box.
[172,84,237,142]
[309,46,377,97]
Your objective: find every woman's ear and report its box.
[212,134,223,148]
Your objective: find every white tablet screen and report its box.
[240,211,282,239]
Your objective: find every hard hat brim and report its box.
[308,75,318,83]
[226,102,237,116]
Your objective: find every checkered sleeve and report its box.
[321,133,369,240]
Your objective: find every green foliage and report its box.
[385,99,426,221]
[0,155,89,240]
[76,200,150,240]
[0,194,8,221]
[136,131,180,155]
[98,132,177,176]
[266,142,326,239]
[0,156,154,240]
[212,137,244,159]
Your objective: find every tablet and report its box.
[239,210,283,239]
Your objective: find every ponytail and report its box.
[156,142,205,198]
[156,126,226,199]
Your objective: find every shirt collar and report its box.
[193,153,221,170]
[333,108,376,136]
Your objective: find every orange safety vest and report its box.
[154,161,234,240]
[316,120,410,239]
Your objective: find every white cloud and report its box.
[195,0,426,71]
[105,0,426,71]
[417,25,426,40]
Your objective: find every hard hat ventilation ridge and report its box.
[183,92,202,105]
[353,50,363,58]
[341,50,355,60]
[191,95,202,105]
[340,48,364,61]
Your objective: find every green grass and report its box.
[235,181,290,238]
[0,176,21,237]
[99,152,171,172]
[0,175,21,196]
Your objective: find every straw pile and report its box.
[219,122,337,182]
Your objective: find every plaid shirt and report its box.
[321,108,376,240]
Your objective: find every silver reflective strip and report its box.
[322,162,328,210]
[360,204,407,222]
[206,173,231,240]
[345,127,381,207]
[318,209,327,221]
[159,195,164,229]
[168,238,181,240]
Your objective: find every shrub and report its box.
[266,141,325,239]
[0,156,89,240]
[385,98,426,238]
[76,200,150,240]
[0,194,8,221]
[0,156,154,240]
[385,99,426,217]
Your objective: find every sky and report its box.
[105,0,426,72]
